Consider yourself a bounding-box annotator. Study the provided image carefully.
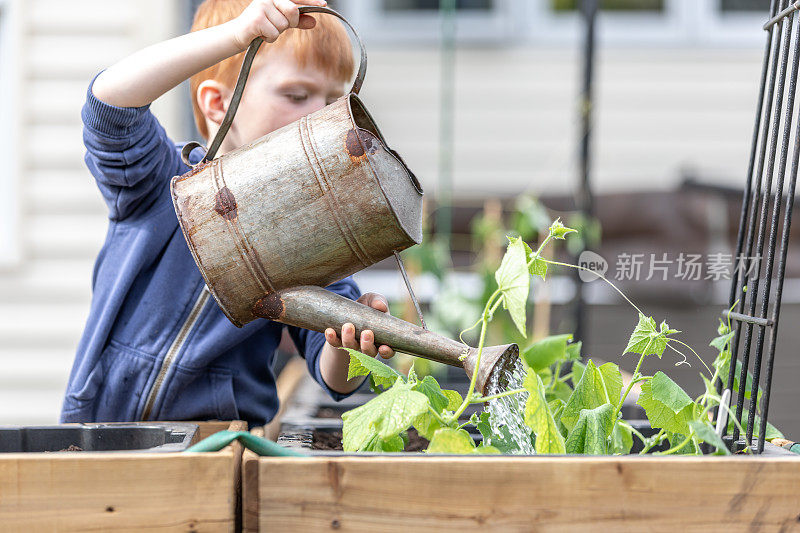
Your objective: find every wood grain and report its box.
[242,427,265,533]
[0,421,245,532]
[253,456,800,532]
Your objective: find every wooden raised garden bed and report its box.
[240,377,800,532]
[0,420,246,532]
[244,454,800,531]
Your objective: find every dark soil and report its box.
[315,407,341,419]
[312,428,429,452]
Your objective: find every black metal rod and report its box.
[764,0,800,30]
[393,251,427,330]
[720,0,781,436]
[747,13,800,448]
[758,98,800,453]
[573,0,598,343]
[722,310,773,327]
[729,0,785,443]
[737,6,794,445]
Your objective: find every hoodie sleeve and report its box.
[286,276,364,401]
[81,74,185,221]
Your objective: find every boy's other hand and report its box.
[232,0,327,49]
[324,293,396,360]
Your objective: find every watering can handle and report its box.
[197,6,367,165]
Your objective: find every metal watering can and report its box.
[170,7,517,394]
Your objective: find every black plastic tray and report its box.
[0,422,199,453]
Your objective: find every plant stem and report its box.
[548,361,564,391]
[470,388,526,403]
[638,428,666,454]
[668,339,712,376]
[427,405,448,426]
[450,289,501,421]
[541,258,645,316]
[657,431,695,456]
[613,352,647,421]
[620,421,647,445]
[528,234,554,268]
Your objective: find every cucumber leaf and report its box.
[561,360,622,431]
[412,412,444,440]
[495,236,530,336]
[565,403,615,455]
[523,370,566,454]
[442,389,463,411]
[637,372,695,435]
[427,428,476,454]
[346,348,404,389]
[521,334,573,371]
[624,314,678,358]
[362,433,405,453]
[611,423,634,455]
[522,240,548,280]
[476,411,520,453]
[342,378,429,451]
[412,375,449,413]
[688,420,730,455]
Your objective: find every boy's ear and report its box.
[197,80,232,126]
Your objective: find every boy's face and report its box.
[215,47,347,151]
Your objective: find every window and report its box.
[720,0,770,12]
[532,0,685,46]
[551,0,665,11]
[691,0,772,46]
[0,0,20,266]
[383,0,493,10]
[337,0,516,43]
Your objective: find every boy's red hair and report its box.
[190,0,355,139]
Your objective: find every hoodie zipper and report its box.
[141,286,210,420]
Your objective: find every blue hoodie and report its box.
[60,79,360,427]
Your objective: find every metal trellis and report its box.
[719,0,800,454]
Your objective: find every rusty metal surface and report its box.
[171,94,423,326]
[261,286,517,393]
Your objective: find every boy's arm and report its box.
[92,0,325,108]
[286,279,395,400]
[319,293,395,394]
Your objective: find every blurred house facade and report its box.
[0,0,774,423]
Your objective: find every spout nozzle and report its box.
[463,344,520,396]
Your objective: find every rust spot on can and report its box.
[252,293,285,320]
[345,129,364,158]
[345,128,380,163]
[214,186,238,221]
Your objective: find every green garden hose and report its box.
[184,430,306,457]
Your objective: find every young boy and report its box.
[60,0,394,427]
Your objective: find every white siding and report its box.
[360,46,762,198]
[0,0,183,424]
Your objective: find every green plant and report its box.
[340,220,782,455]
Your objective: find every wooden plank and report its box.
[0,420,245,532]
[256,456,800,532]
[242,427,264,533]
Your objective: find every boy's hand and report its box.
[232,0,327,49]
[324,293,396,360]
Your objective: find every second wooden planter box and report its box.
[243,453,800,531]
[0,420,246,532]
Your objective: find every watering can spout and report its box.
[253,286,519,395]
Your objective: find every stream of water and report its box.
[485,360,535,454]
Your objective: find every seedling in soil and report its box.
[340,220,783,455]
